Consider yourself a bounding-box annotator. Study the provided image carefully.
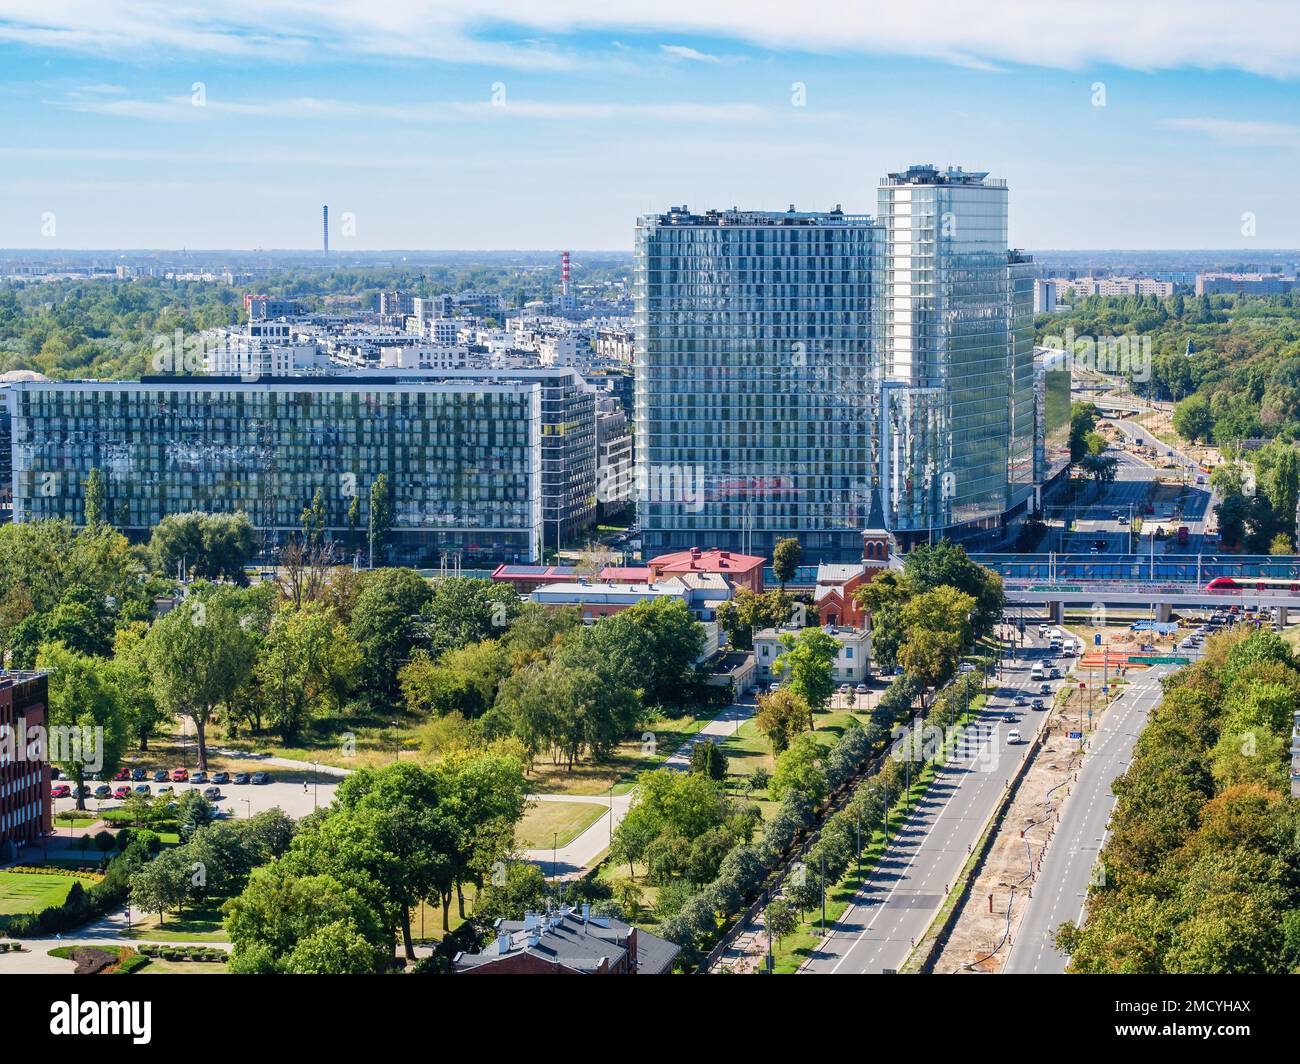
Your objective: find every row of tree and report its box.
[1060,628,1300,972]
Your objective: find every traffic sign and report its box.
[1068,731,1082,739]
[1093,634,1102,646]
[1129,655,1190,665]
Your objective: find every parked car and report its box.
[113,785,131,800]
[233,773,250,785]
[113,768,131,781]
[203,786,222,800]
[251,772,269,785]
[131,768,147,782]
[51,784,71,799]
[133,784,151,796]
[152,769,168,783]
[211,772,230,785]
[156,785,174,796]
[171,768,189,783]
[854,683,869,695]
[190,771,209,784]
[93,784,111,799]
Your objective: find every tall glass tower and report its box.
[634,206,882,563]
[635,169,1035,561]
[877,165,1025,542]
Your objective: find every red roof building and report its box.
[645,547,765,594]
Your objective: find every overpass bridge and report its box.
[971,553,1300,622]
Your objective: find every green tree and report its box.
[36,642,129,811]
[82,467,107,527]
[772,537,801,589]
[348,567,433,707]
[149,511,257,584]
[755,688,813,753]
[770,734,827,804]
[368,474,393,566]
[145,593,257,770]
[1173,393,1214,443]
[897,628,962,696]
[774,626,840,717]
[689,739,728,780]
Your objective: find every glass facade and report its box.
[877,166,1018,537]
[634,207,882,563]
[9,378,543,567]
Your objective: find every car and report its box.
[1012,695,1026,706]
[156,785,174,796]
[172,768,189,783]
[1007,728,1023,744]
[133,784,151,796]
[1039,682,1051,695]
[113,785,131,799]
[152,770,168,783]
[854,683,869,695]
[1118,515,1129,525]
[93,784,111,799]
[211,772,230,785]
[233,773,250,785]
[1031,698,1045,710]
[1005,712,1017,724]
[769,682,782,693]
[113,768,131,781]
[190,771,209,784]
[131,768,146,782]
[50,767,61,780]
[202,786,222,800]
[51,784,71,799]
[251,772,269,785]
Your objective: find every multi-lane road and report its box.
[800,632,1061,974]
[1002,661,1175,973]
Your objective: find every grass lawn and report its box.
[515,801,606,849]
[120,903,228,942]
[522,713,708,796]
[0,870,80,916]
[52,814,99,830]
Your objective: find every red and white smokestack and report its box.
[561,250,570,297]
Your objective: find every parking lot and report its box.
[51,775,340,822]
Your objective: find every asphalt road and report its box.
[1001,662,1174,973]
[800,632,1063,975]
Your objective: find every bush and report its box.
[94,830,117,853]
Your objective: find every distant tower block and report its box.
[323,205,329,253]
[561,250,571,297]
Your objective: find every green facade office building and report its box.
[7,377,543,567]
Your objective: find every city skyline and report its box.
[1,2,1299,249]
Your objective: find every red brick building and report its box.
[0,672,51,855]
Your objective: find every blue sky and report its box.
[1,1,1298,250]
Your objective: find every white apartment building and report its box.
[753,626,872,685]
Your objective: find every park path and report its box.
[521,695,758,878]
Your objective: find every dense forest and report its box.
[1038,290,1300,445]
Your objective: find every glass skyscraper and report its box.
[634,206,883,563]
[636,166,1037,561]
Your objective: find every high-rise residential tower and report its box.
[634,205,883,564]
[635,166,1036,562]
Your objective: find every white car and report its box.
[1007,728,1023,745]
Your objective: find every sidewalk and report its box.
[521,695,757,878]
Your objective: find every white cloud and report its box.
[3,1,1300,76]
[1166,117,1300,146]
[57,87,785,124]
[660,44,721,63]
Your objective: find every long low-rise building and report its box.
[754,625,872,685]
[6,376,544,568]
